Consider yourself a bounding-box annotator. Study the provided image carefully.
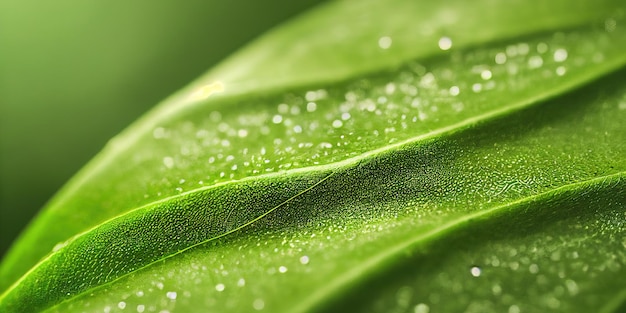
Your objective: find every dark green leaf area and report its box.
[339,179,626,313]
[45,69,626,313]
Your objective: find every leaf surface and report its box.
[1,0,625,312]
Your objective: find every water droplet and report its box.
[136,304,145,313]
[546,296,560,309]
[278,266,288,273]
[299,255,310,265]
[253,299,265,310]
[438,37,452,50]
[517,43,530,55]
[470,266,481,277]
[565,279,579,295]
[492,284,502,295]
[419,72,436,88]
[378,36,392,49]
[528,56,544,69]
[162,157,174,169]
[215,283,225,292]
[449,86,460,96]
[395,286,413,307]
[508,304,521,313]
[553,48,568,62]
[529,263,539,274]
[414,303,430,313]
[480,70,492,80]
[118,301,126,309]
[166,291,177,300]
[332,120,343,128]
[537,42,548,54]
[237,278,246,287]
[277,103,289,114]
[556,66,566,76]
[272,115,283,124]
[495,52,507,64]
[506,45,518,57]
[306,102,317,112]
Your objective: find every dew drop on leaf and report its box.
[378,36,392,49]
[438,37,452,50]
[253,299,265,310]
[165,291,176,300]
[470,266,482,277]
[215,283,225,292]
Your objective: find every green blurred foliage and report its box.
[0,0,323,257]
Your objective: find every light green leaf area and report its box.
[1,0,626,312]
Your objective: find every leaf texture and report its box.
[1,0,625,312]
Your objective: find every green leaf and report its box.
[1,0,626,312]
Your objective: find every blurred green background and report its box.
[0,0,324,258]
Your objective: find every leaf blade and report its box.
[1,0,626,312]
